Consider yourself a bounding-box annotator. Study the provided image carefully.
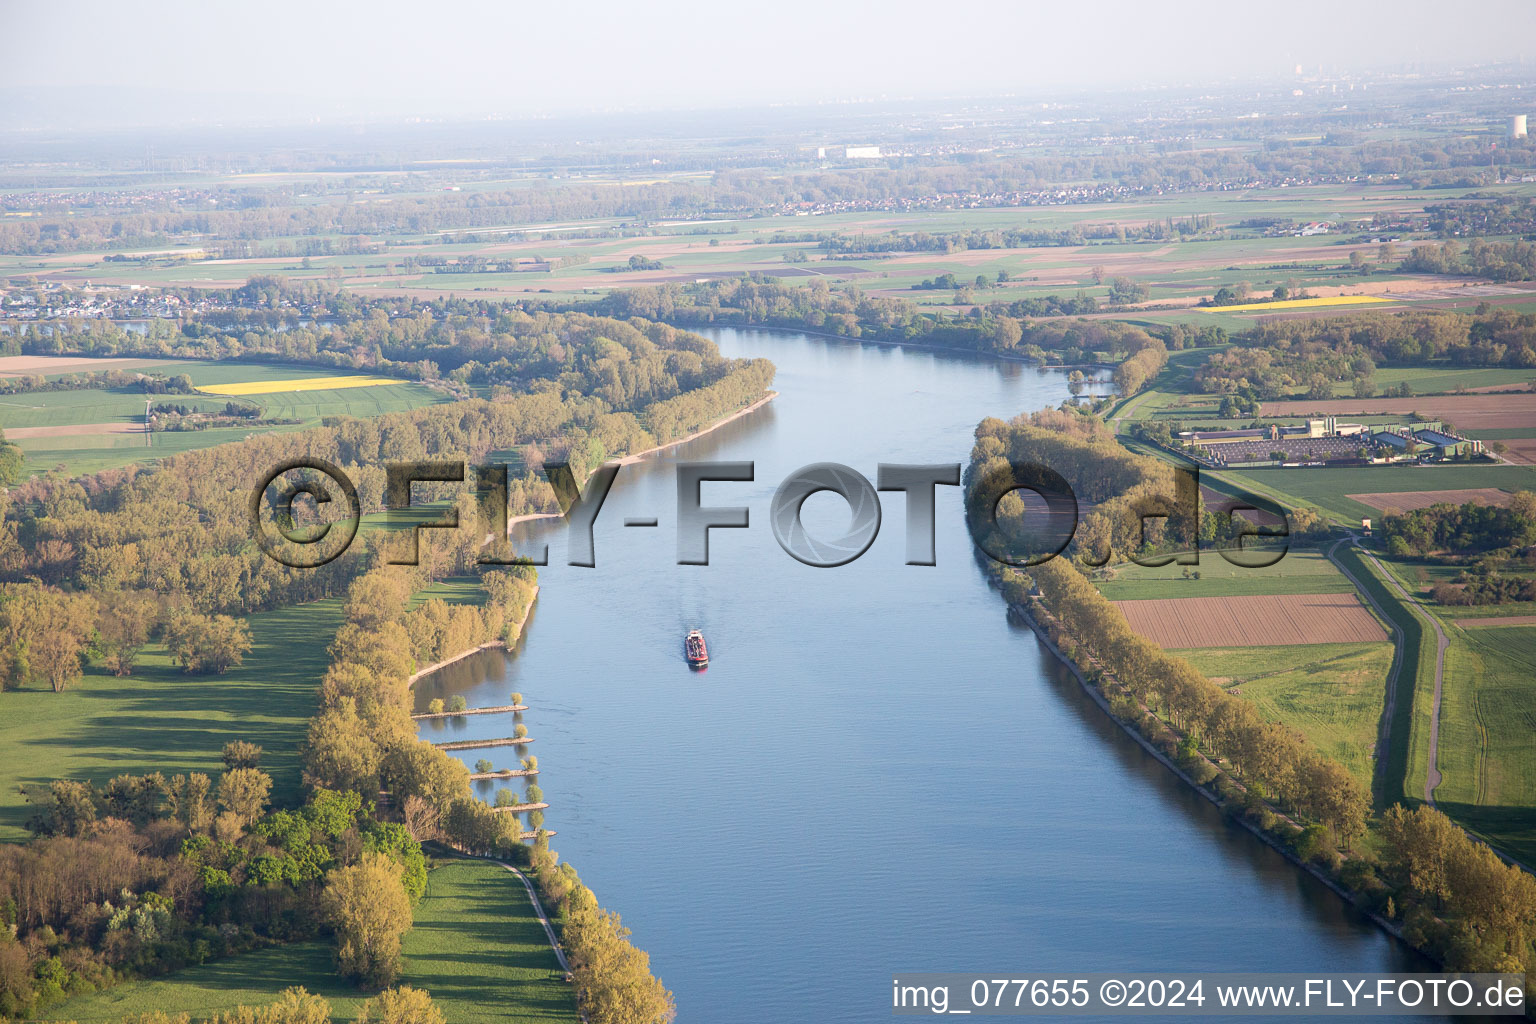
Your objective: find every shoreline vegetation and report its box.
[1010,595,1422,952]
[0,301,734,1022]
[969,410,1536,997]
[569,276,1187,398]
[406,585,539,684]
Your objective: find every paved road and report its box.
[496,859,572,974]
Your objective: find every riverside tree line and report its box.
[967,410,1536,980]
[0,302,755,1021]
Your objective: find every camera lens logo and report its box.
[770,462,882,568]
[249,458,362,568]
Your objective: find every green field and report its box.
[1,361,445,476]
[1094,548,1352,601]
[44,857,579,1023]
[1331,546,1434,808]
[0,598,342,842]
[1175,642,1394,794]
[1213,464,1536,524]
[1434,625,1536,866]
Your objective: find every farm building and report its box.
[1413,428,1481,458]
[1183,419,1482,467]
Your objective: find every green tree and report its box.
[223,740,264,770]
[217,767,273,828]
[322,853,414,988]
[165,613,253,674]
[355,987,445,1024]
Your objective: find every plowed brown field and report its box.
[1114,593,1387,648]
[1347,488,1512,513]
[1257,393,1536,431]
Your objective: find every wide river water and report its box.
[414,327,1432,1022]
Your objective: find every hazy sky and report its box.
[4,0,1534,127]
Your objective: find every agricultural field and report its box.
[1346,487,1515,514]
[0,599,342,842]
[44,857,579,1024]
[1203,295,1393,313]
[1093,548,1355,601]
[1175,641,1394,793]
[1209,463,1536,524]
[8,181,1518,312]
[195,373,400,396]
[1257,392,1536,432]
[1112,592,1387,648]
[0,360,445,476]
[1434,625,1536,866]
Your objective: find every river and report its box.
[413,327,1431,1022]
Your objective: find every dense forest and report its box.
[1401,238,1536,282]
[1197,309,1536,397]
[4,281,772,400]
[1381,493,1536,559]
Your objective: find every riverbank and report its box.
[1009,595,1424,959]
[407,585,540,684]
[502,389,777,531]
[619,388,777,464]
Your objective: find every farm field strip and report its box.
[1202,295,1394,313]
[195,374,401,396]
[1258,392,1536,430]
[1347,487,1514,513]
[1114,593,1388,648]
[1454,615,1536,628]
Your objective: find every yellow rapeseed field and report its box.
[1206,295,1394,313]
[194,375,400,396]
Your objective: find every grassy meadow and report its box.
[1,361,444,476]
[1175,641,1395,794]
[1093,548,1353,601]
[43,858,579,1024]
[1429,624,1536,867]
[0,598,343,842]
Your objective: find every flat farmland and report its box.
[1114,593,1388,647]
[1496,437,1536,465]
[1094,548,1354,601]
[1175,641,1393,792]
[1454,615,1536,628]
[1214,464,1536,522]
[1347,487,1514,514]
[8,181,1476,313]
[0,355,172,377]
[0,360,445,476]
[1435,625,1536,865]
[1258,392,1536,431]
